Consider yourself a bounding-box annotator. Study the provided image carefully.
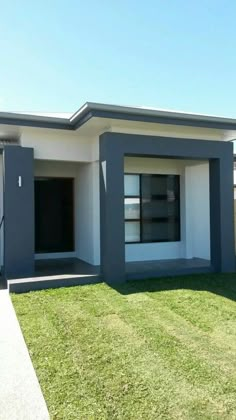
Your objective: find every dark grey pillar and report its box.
[210,149,235,273]
[3,146,34,279]
[99,135,125,283]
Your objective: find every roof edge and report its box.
[1,102,236,131]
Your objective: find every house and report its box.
[0,102,235,289]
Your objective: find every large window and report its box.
[124,174,180,243]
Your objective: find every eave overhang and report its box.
[1,102,236,132]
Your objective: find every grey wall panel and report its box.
[3,146,34,278]
[99,132,235,283]
[102,132,230,160]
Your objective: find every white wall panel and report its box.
[185,163,210,260]
[21,128,93,162]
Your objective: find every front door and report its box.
[35,178,74,254]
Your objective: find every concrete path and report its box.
[0,290,49,420]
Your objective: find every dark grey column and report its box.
[99,134,125,283]
[3,146,34,279]
[210,149,235,273]
[209,158,221,272]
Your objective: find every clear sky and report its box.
[1,0,236,116]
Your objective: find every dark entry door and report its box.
[35,178,74,253]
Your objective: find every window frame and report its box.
[124,174,142,243]
[124,173,181,244]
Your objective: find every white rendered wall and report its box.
[76,161,100,265]
[185,163,210,260]
[21,128,94,162]
[34,160,78,179]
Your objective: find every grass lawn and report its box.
[12,274,236,420]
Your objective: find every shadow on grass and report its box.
[109,273,236,302]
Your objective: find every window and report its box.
[124,174,180,243]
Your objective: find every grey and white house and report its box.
[0,102,236,289]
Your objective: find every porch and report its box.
[8,257,212,293]
[1,131,235,289]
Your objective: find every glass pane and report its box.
[142,174,179,198]
[142,220,180,242]
[142,199,179,219]
[124,198,140,219]
[141,174,180,242]
[125,221,140,242]
[124,174,140,196]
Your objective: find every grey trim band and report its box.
[99,132,235,283]
[0,115,72,130]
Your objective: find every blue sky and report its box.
[0,0,236,116]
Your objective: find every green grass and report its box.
[12,274,236,420]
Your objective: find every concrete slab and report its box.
[0,290,49,420]
[8,257,213,293]
[126,258,213,279]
